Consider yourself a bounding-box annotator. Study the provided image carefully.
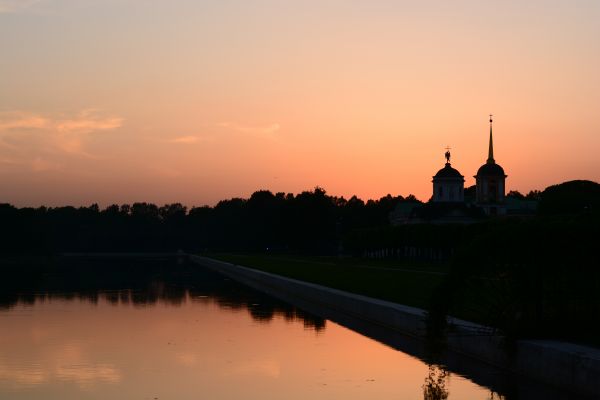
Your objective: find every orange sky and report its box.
[1,1,599,206]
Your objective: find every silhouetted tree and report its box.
[538,180,600,215]
[525,190,542,201]
[506,190,525,199]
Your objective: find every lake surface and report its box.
[0,259,581,399]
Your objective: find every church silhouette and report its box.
[432,116,507,216]
[391,117,521,224]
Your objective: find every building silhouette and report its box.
[391,116,512,224]
[429,115,507,214]
[432,149,465,203]
[474,116,507,215]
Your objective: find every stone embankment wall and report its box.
[190,255,600,398]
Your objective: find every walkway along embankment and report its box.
[190,255,600,398]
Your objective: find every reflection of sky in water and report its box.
[0,361,120,390]
[0,293,493,400]
[0,317,123,392]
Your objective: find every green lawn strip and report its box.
[214,253,449,273]
[332,257,450,273]
[208,253,444,310]
[202,254,600,348]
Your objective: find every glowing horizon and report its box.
[1,1,599,207]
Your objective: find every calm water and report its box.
[0,260,571,399]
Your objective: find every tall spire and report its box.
[487,114,495,164]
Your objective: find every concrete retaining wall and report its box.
[190,255,600,397]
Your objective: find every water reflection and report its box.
[0,343,123,390]
[423,365,449,400]
[0,259,588,400]
[0,259,325,331]
[420,364,510,400]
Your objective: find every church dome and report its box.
[476,162,505,177]
[434,163,464,179]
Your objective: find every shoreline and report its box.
[190,254,600,398]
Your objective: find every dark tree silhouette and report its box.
[538,180,600,215]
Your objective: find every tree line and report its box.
[2,180,599,256]
[0,187,419,254]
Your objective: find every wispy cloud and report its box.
[0,114,49,130]
[0,0,44,14]
[0,155,60,172]
[150,165,182,178]
[164,134,214,145]
[0,110,122,134]
[30,157,62,172]
[217,121,280,138]
[168,135,200,144]
[55,109,122,135]
[53,109,122,155]
[0,109,123,164]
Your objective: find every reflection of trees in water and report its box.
[422,364,449,400]
[0,260,326,332]
[421,364,509,400]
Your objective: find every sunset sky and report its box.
[1,0,599,207]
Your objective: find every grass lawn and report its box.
[208,253,448,310]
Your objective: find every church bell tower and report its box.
[475,116,507,215]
